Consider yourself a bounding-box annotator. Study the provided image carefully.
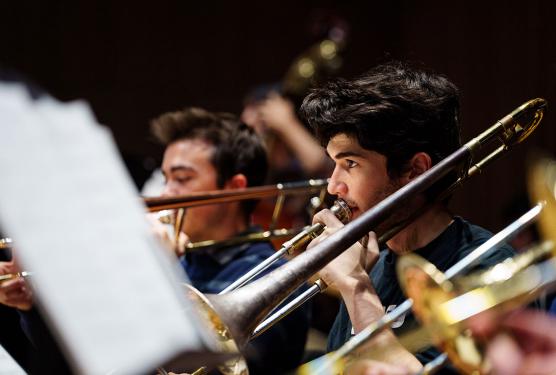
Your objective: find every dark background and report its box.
[1,0,555,232]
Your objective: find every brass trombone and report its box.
[144,178,331,252]
[251,98,547,338]
[144,178,329,212]
[221,98,545,296]
[169,99,545,374]
[219,199,350,294]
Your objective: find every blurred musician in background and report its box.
[241,87,331,183]
[149,107,310,374]
[300,61,516,373]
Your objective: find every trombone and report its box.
[145,178,332,252]
[251,98,547,338]
[166,99,545,374]
[220,199,350,294]
[144,178,329,212]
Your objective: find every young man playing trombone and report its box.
[149,108,310,374]
[300,62,516,373]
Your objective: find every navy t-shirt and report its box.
[327,217,515,372]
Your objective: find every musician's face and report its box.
[161,138,222,241]
[326,133,403,220]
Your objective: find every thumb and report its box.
[364,231,379,270]
[175,232,191,256]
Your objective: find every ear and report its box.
[402,152,432,182]
[224,173,248,189]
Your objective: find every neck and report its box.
[386,204,453,254]
[203,220,248,243]
[187,203,249,243]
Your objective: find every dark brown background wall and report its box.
[1,0,555,232]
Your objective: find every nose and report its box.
[327,167,348,197]
[162,181,177,197]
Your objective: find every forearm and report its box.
[337,275,422,371]
[337,273,383,332]
[274,120,328,174]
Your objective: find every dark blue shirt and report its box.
[327,217,516,373]
[549,297,556,315]
[182,235,310,375]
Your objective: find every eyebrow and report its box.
[166,165,197,174]
[331,151,365,160]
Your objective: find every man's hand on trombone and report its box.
[147,213,190,257]
[0,259,32,311]
[308,208,379,292]
[308,208,423,372]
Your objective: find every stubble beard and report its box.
[367,178,417,243]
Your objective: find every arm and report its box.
[310,210,422,371]
[259,94,330,175]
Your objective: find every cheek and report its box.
[172,185,190,196]
[184,205,219,224]
[353,178,391,209]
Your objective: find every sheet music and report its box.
[0,84,216,374]
[0,343,26,375]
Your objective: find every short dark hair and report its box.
[300,61,461,177]
[151,107,268,217]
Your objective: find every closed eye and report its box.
[175,176,193,184]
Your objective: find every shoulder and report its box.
[221,241,284,278]
[454,217,515,269]
[242,241,277,258]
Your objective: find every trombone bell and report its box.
[184,284,248,375]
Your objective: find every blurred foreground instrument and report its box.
[395,154,556,374]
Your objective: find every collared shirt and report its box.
[181,228,311,375]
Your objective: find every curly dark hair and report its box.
[151,107,268,217]
[300,61,461,177]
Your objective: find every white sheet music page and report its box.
[0,342,26,375]
[0,84,215,374]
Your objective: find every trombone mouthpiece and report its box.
[331,199,352,223]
